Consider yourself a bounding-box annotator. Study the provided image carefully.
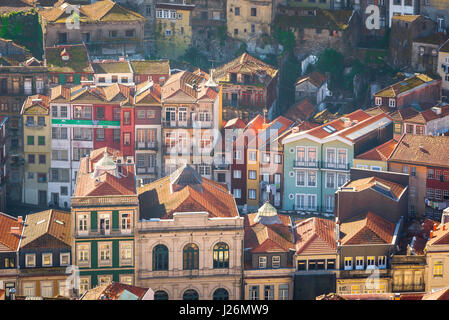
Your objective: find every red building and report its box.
[130,60,170,85]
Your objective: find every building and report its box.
[71,147,138,295]
[80,282,153,300]
[354,139,399,171]
[388,134,449,219]
[390,104,449,138]
[294,72,328,106]
[0,116,7,211]
[0,213,24,300]
[154,1,195,59]
[243,202,295,300]
[161,70,220,177]
[388,0,419,27]
[420,0,449,33]
[130,60,170,85]
[39,0,146,59]
[226,0,273,42]
[284,99,316,123]
[18,209,71,298]
[411,33,449,75]
[212,53,278,122]
[133,80,162,184]
[21,94,51,206]
[388,15,436,68]
[437,40,449,96]
[92,61,135,87]
[352,0,387,41]
[373,74,441,110]
[282,110,393,214]
[424,220,449,292]
[136,165,244,300]
[0,41,48,203]
[336,211,403,294]
[45,44,94,87]
[391,255,426,293]
[246,116,294,209]
[293,217,338,300]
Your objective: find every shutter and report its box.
[90,211,97,231]
[59,74,66,84]
[112,210,119,230]
[74,74,81,84]
[91,241,98,271]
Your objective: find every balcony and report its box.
[76,227,134,238]
[163,120,212,129]
[293,160,320,169]
[213,163,231,170]
[322,162,350,171]
[71,195,138,208]
[135,141,158,150]
[136,166,157,175]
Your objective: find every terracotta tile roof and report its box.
[0,212,23,252]
[284,99,315,121]
[295,71,326,87]
[441,39,449,53]
[420,104,449,122]
[81,282,149,300]
[45,44,93,73]
[426,222,449,246]
[389,134,449,168]
[162,70,217,102]
[138,165,239,220]
[73,147,137,197]
[130,60,170,75]
[50,85,71,101]
[0,0,34,13]
[134,81,161,105]
[422,287,449,300]
[294,217,337,255]
[251,116,295,150]
[374,74,435,98]
[343,176,406,200]
[411,219,439,254]
[340,212,397,245]
[356,139,399,161]
[213,52,278,87]
[223,118,247,129]
[21,94,50,115]
[41,0,145,23]
[244,212,294,253]
[21,209,71,248]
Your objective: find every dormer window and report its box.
[230,73,237,82]
[258,256,267,268]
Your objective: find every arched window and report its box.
[213,288,229,300]
[154,290,169,300]
[213,242,229,268]
[183,289,199,300]
[183,243,199,270]
[153,244,169,271]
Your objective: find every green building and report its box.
[281,110,393,214]
[71,147,138,296]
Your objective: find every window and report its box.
[434,261,443,277]
[183,243,199,270]
[326,172,335,189]
[154,291,169,300]
[251,7,257,16]
[378,256,386,269]
[121,213,131,231]
[27,136,34,145]
[249,286,259,300]
[234,150,241,160]
[233,189,241,199]
[96,107,105,120]
[38,136,45,146]
[296,171,305,187]
[327,259,336,270]
[272,256,281,268]
[367,256,376,269]
[249,151,257,161]
[38,154,46,164]
[297,260,306,270]
[78,214,88,232]
[28,154,35,164]
[389,99,396,108]
[74,127,92,141]
[356,256,364,270]
[402,165,408,174]
[274,154,282,164]
[99,242,112,266]
[153,244,169,271]
[213,242,229,268]
[235,7,240,15]
[73,106,92,119]
[23,282,36,297]
[435,189,442,200]
[259,256,267,268]
[233,170,242,179]
[109,30,118,38]
[308,171,317,187]
[52,127,68,140]
[37,173,47,183]
[213,288,229,300]
[165,29,172,36]
[124,133,131,145]
[96,128,104,141]
[123,111,131,125]
[427,168,434,179]
[37,117,45,126]
[79,278,90,294]
[60,253,70,266]
[248,189,256,199]
[119,242,133,266]
[25,254,36,267]
[375,97,382,105]
[344,257,352,270]
[61,186,68,196]
[52,149,68,161]
[264,285,274,300]
[394,122,402,134]
[249,170,257,180]
[125,29,135,37]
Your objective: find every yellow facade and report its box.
[246,148,260,208]
[227,0,272,41]
[353,159,388,171]
[22,103,51,206]
[244,276,293,300]
[438,50,449,93]
[336,277,390,294]
[155,5,193,59]
[19,275,69,298]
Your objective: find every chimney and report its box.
[18,216,23,224]
[443,225,446,231]
[433,223,438,231]
[432,106,442,115]
[442,208,449,224]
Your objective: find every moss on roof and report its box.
[130,60,170,74]
[374,74,434,98]
[274,8,353,31]
[92,61,131,74]
[46,45,92,73]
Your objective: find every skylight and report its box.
[36,219,46,225]
[322,125,336,133]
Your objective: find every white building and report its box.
[92,60,135,87]
[388,0,418,27]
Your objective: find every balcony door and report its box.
[100,214,110,235]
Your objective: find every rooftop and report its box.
[355,139,399,161]
[391,15,421,23]
[389,134,449,168]
[374,74,436,98]
[0,212,23,252]
[295,71,326,87]
[294,217,337,255]
[80,282,150,300]
[162,70,218,102]
[284,99,316,122]
[92,61,132,74]
[129,60,170,75]
[342,176,407,201]
[45,44,93,73]
[21,94,50,115]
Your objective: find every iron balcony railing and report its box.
[135,141,158,150]
[322,162,351,170]
[136,166,157,174]
[76,227,134,238]
[293,160,320,169]
[293,160,350,170]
